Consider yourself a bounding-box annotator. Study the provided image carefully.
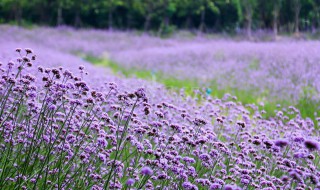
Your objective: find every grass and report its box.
[85,55,320,128]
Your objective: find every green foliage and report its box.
[0,0,319,34]
[232,0,243,22]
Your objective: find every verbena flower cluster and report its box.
[0,49,319,189]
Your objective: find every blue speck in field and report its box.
[151,70,157,81]
[206,88,212,95]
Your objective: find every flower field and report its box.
[0,26,320,190]
[2,26,320,103]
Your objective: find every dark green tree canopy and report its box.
[0,0,319,36]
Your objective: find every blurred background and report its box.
[0,0,320,38]
[1,0,320,121]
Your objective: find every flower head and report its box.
[304,140,319,151]
[126,178,135,186]
[141,166,153,175]
[210,183,222,190]
[274,139,289,148]
[25,48,33,54]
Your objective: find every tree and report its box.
[71,0,97,28]
[242,0,257,39]
[100,0,124,30]
[0,0,29,25]
[310,0,320,33]
[271,0,283,38]
[132,0,164,31]
[176,0,219,32]
[55,0,85,28]
[176,0,197,29]
[53,0,74,26]
[0,0,319,35]
[234,0,257,39]
[292,0,301,36]
[198,0,219,32]
[123,0,135,29]
[157,0,177,35]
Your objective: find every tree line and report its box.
[0,0,319,38]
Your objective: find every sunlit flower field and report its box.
[0,25,319,190]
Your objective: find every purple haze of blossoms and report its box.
[0,41,320,189]
[1,25,320,103]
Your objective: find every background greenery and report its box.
[0,0,320,37]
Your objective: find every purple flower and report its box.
[304,140,319,151]
[289,170,302,181]
[97,137,108,147]
[199,153,210,162]
[293,136,304,143]
[183,157,196,164]
[126,178,135,186]
[240,178,250,185]
[223,184,242,190]
[210,183,222,190]
[98,153,107,163]
[25,48,33,54]
[134,88,146,99]
[182,181,198,190]
[91,185,103,190]
[293,152,306,159]
[274,139,289,148]
[49,104,56,110]
[141,166,153,175]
